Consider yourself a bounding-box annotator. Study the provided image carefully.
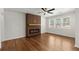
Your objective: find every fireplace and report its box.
[29,29,40,34]
[26,14,41,37]
[26,26,41,37]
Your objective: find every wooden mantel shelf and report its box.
[29,24,41,26]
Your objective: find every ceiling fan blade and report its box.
[47,8,55,12]
[47,11,53,14]
[41,8,46,12]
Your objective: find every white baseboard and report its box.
[2,35,25,42]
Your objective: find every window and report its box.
[63,17,71,28]
[56,19,61,28]
[49,17,71,29]
[49,19,54,28]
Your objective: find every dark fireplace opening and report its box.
[29,29,40,34]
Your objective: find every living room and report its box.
[0,8,79,51]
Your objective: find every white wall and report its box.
[46,12,75,37]
[41,16,46,33]
[4,10,26,41]
[74,9,79,48]
[0,8,4,48]
[0,13,2,48]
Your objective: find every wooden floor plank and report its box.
[1,33,79,51]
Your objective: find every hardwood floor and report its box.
[0,49,1,51]
[1,33,79,51]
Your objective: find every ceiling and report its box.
[5,8,75,17]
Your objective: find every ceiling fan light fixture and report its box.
[41,8,55,15]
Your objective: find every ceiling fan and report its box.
[38,8,55,15]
